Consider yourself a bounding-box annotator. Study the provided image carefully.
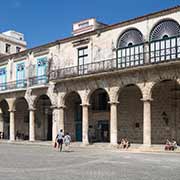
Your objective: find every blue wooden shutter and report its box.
[37,57,47,84]
[16,62,25,88]
[0,67,6,90]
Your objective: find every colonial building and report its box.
[0,6,179,147]
[0,30,26,57]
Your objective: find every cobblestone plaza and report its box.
[0,143,180,180]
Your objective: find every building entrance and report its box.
[97,120,109,142]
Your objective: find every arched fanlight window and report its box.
[117,29,143,48]
[150,19,180,41]
[117,28,144,68]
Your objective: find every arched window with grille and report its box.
[117,28,144,68]
[149,19,180,63]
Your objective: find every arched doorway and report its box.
[0,100,10,139]
[117,84,143,144]
[64,92,82,142]
[35,95,52,141]
[151,80,180,144]
[89,88,110,143]
[14,97,29,140]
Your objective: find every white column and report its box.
[52,106,62,141]
[0,108,4,137]
[29,109,35,141]
[9,110,15,141]
[58,106,65,131]
[110,102,119,145]
[143,99,152,146]
[82,104,89,145]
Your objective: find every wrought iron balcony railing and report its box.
[50,58,117,80]
[50,36,180,81]
[0,36,180,91]
[0,80,27,91]
[0,75,48,92]
[29,75,48,86]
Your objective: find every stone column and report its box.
[81,104,89,145]
[54,106,65,134]
[29,109,35,141]
[51,106,64,141]
[142,98,152,146]
[110,101,119,145]
[6,98,16,141]
[0,108,4,137]
[58,106,65,131]
[9,110,15,141]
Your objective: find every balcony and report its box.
[0,75,48,92]
[29,75,48,87]
[0,80,27,92]
[150,36,180,63]
[50,36,180,81]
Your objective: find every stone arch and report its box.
[64,91,82,142]
[151,79,180,144]
[118,83,143,99]
[14,97,29,140]
[34,94,53,141]
[150,78,179,98]
[88,88,110,143]
[86,87,110,105]
[0,99,10,139]
[117,83,143,143]
[34,93,52,108]
[149,18,180,41]
[116,28,144,48]
[63,91,82,105]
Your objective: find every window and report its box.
[5,44,11,53]
[0,67,6,90]
[16,47,21,53]
[37,57,47,84]
[16,62,25,88]
[78,47,88,74]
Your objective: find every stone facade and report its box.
[0,6,179,146]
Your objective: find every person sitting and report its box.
[171,139,177,151]
[119,138,126,149]
[165,139,171,150]
[124,138,130,149]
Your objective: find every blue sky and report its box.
[0,0,179,48]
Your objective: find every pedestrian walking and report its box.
[64,133,71,152]
[56,129,64,152]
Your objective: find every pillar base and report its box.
[82,142,89,146]
[140,144,152,150]
[110,143,118,148]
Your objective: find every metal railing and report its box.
[50,36,180,81]
[0,75,48,92]
[0,80,27,91]
[117,43,144,68]
[29,75,48,86]
[150,35,180,63]
[50,58,117,80]
[1,36,180,91]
